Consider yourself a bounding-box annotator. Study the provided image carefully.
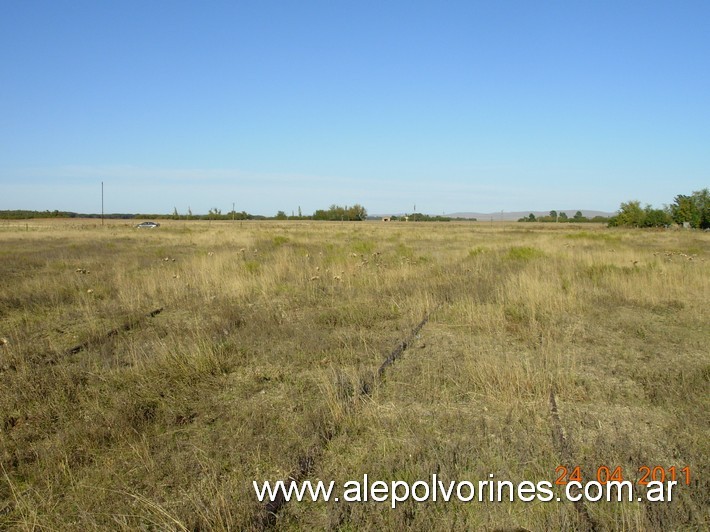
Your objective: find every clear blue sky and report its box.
[1,0,708,215]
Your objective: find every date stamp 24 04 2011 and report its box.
[555,465,691,487]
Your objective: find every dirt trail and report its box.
[260,305,439,529]
[65,307,164,355]
[549,388,599,532]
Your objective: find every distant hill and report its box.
[443,210,615,221]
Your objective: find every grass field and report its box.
[1,219,708,530]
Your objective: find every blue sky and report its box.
[1,1,708,215]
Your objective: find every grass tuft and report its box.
[505,246,546,260]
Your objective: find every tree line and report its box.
[312,204,367,221]
[514,188,710,229]
[0,210,83,219]
[390,212,457,221]
[0,204,369,221]
[518,211,610,223]
[608,188,709,228]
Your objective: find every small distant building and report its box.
[382,217,391,222]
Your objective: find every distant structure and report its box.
[382,217,391,222]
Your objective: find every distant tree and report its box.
[591,216,610,223]
[609,200,644,227]
[671,188,710,228]
[172,207,179,220]
[642,206,671,227]
[528,213,536,222]
[559,212,568,221]
[696,188,710,228]
[275,210,287,220]
[409,212,452,222]
[670,195,699,227]
[232,210,250,220]
[549,210,557,220]
[350,204,367,220]
[574,211,583,220]
[313,204,367,221]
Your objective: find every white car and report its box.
[136,221,160,228]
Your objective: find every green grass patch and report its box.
[243,260,260,274]
[272,235,290,246]
[505,246,545,260]
[394,243,414,258]
[351,239,376,254]
[565,230,621,242]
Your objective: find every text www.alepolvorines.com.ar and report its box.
[254,474,679,508]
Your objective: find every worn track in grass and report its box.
[64,307,164,355]
[260,305,439,529]
[549,388,599,532]
[376,306,438,380]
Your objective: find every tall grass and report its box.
[1,220,708,530]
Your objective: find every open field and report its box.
[1,219,708,530]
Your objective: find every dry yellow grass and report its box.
[1,219,708,530]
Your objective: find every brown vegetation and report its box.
[0,219,708,530]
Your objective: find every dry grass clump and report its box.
[1,220,708,530]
